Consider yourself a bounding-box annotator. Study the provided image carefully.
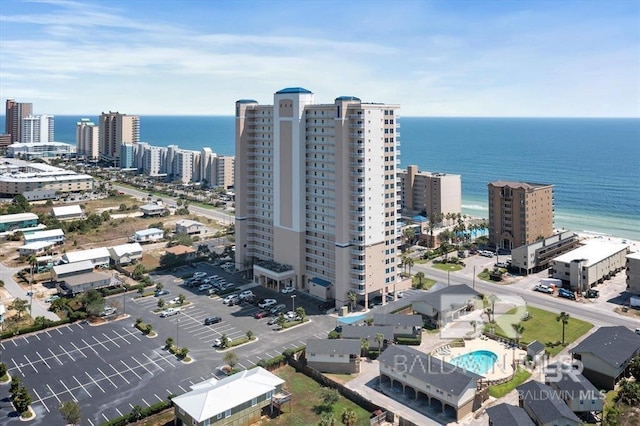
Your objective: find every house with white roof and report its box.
[23,228,65,245]
[175,219,206,235]
[61,247,110,268]
[51,205,85,221]
[0,212,39,233]
[18,240,55,256]
[51,259,112,295]
[551,241,628,291]
[108,243,143,265]
[140,203,166,217]
[131,228,164,243]
[172,367,288,426]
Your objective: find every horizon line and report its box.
[0,114,638,119]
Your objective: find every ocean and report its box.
[2,115,639,240]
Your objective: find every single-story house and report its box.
[306,338,361,374]
[486,403,534,426]
[18,240,55,256]
[412,284,481,328]
[341,325,394,350]
[373,313,423,338]
[378,345,481,421]
[56,270,112,296]
[0,212,39,233]
[52,260,94,281]
[61,247,111,268]
[108,243,143,266]
[165,245,197,261]
[544,362,603,413]
[24,228,65,245]
[131,228,164,243]
[175,219,206,235]
[51,205,84,221]
[517,381,580,426]
[172,367,288,426]
[570,326,640,390]
[140,203,167,217]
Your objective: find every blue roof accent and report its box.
[337,314,367,325]
[335,96,361,102]
[310,277,332,287]
[412,215,428,222]
[236,99,257,104]
[276,87,312,94]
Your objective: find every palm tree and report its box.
[511,323,525,346]
[374,333,385,354]
[347,291,357,312]
[556,311,570,345]
[415,272,425,288]
[341,408,358,426]
[360,338,369,357]
[404,256,414,275]
[319,413,337,426]
[403,227,415,249]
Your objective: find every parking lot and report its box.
[0,262,337,425]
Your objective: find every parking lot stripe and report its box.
[81,338,100,355]
[153,349,179,367]
[71,342,87,358]
[86,371,106,393]
[32,388,50,412]
[103,332,121,348]
[56,328,63,335]
[47,384,62,404]
[59,379,77,402]
[115,407,124,417]
[111,364,130,384]
[12,358,24,377]
[34,333,41,341]
[132,357,153,375]
[142,398,150,407]
[155,393,163,402]
[92,335,110,352]
[142,353,165,372]
[36,351,51,369]
[236,362,246,369]
[88,419,95,426]
[178,384,187,392]
[120,326,142,341]
[22,336,29,344]
[73,376,92,398]
[24,355,38,373]
[48,348,64,366]
[97,367,118,388]
[45,330,51,337]
[12,339,18,346]
[122,360,142,380]
[59,344,75,361]
[102,413,109,422]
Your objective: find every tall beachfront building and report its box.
[21,115,54,143]
[235,87,400,308]
[488,180,554,250]
[398,165,461,219]
[76,118,100,161]
[98,111,139,166]
[5,99,33,143]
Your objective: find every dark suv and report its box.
[204,316,222,325]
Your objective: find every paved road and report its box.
[0,263,59,322]
[114,185,234,224]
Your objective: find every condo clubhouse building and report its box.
[235,88,401,308]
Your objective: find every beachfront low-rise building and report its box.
[51,205,85,221]
[108,243,143,266]
[550,240,628,291]
[24,229,65,245]
[61,247,111,268]
[306,338,361,373]
[175,219,206,235]
[398,165,462,219]
[0,212,39,233]
[140,203,167,217]
[412,284,480,328]
[510,231,580,275]
[626,251,640,295]
[131,228,164,243]
[18,241,55,256]
[6,141,75,160]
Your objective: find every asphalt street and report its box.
[0,262,59,322]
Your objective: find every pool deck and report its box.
[432,337,526,381]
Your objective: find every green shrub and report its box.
[396,337,421,345]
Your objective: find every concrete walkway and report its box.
[0,262,60,321]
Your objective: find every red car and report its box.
[254,310,270,319]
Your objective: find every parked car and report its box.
[193,272,207,279]
[160,307,181,317]
[270,304,287,315]
[44,295,60,303]
[584,289,599,298]
[254,310,270,319]
[534,284,554,294]
[168,297,182,305]
[267,316,280,325]
[213,338,226,348]
[239,290,255,300]
[100,307,117,317]
[480,250,495,257]
[154,289,170,297]
[198,284,213,292]
[558,288,576,300]
[223,294,240,305]
[204,316,222,325]
[258,299,278,309]
[281,286,295,294]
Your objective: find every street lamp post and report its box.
[291,295,296,312]
[176,317,180,348]
[447,270,450,287]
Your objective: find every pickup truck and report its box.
[534,284,554,294]
[160,307,181,317]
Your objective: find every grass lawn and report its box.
[432,263,463,272]
[324,372,356,384]
[412,275,436,289]
[486,306,593,356]
[271,365,370,426]
[488,367,532,398]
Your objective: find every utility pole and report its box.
[473,265,476,290]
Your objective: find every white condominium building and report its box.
[235,87,401,309]
[76,118,100,160]
[398,165,461,219]
[22,115,54,144]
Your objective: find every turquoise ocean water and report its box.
[3,115,638,240]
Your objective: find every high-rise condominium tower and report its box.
[76,118,100,161]
[98,111,139,166]
[22,115,54,143]
[5,99,33,143]
[235,88,400,308]
[398,165,461,219]
[488,180,554,250]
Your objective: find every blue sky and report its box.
[1,0,638,117]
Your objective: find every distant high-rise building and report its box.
[5,99,33,143]
[98,111,139,166]
[21,115,54,143]
[235,88,400,308]
[0,134,12,149]
[120,143,135,169]
[214,155,234,190]
[488,181,554,250]
[76,118,100,161]
[399,165,461,219]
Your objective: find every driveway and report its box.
[0,262,59,321]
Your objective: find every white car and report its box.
[281,286,295,294]
[239,290,254,300]
[44,295,60,303]
[193,272,207,279]
[284,311,297,319]
[168,297,181,304]
[198,284,213,292]
[258,299,277,309]
[160,307,181,317]
[223,294,240,305]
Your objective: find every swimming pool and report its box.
[450,350,498,375]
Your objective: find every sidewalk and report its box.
[0,262,60,321]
